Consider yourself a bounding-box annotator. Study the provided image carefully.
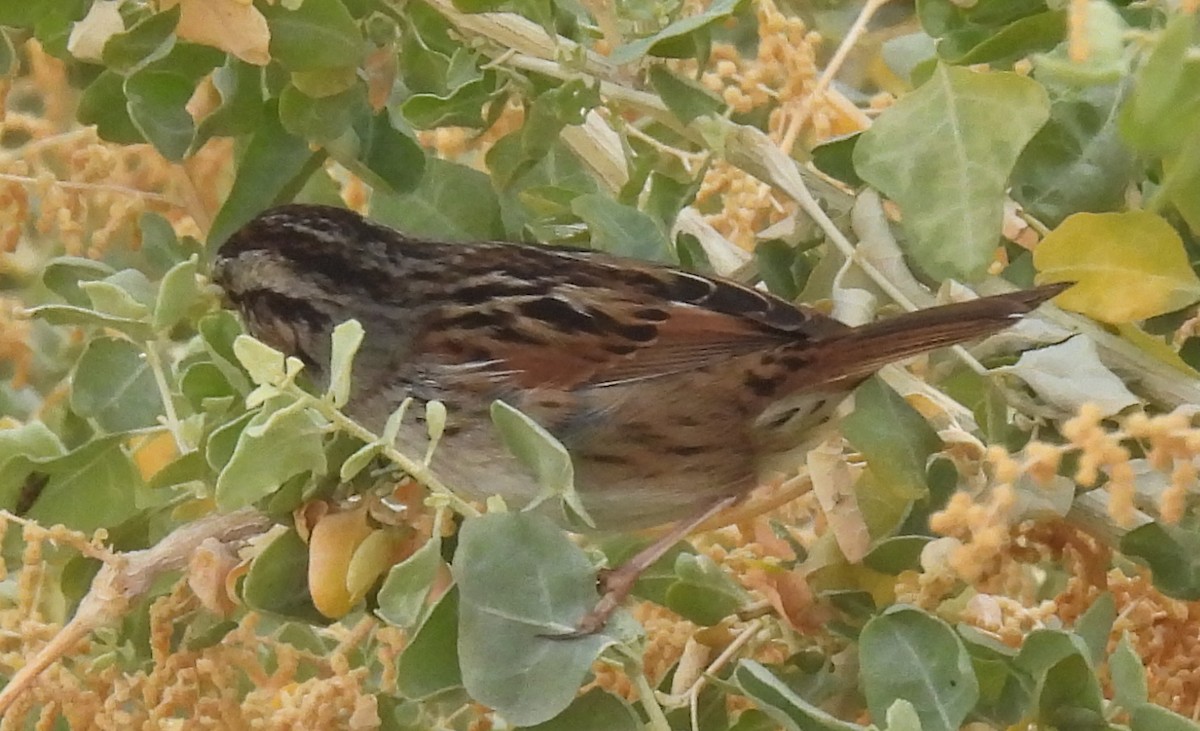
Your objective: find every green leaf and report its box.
[402,78,494,129]
[345,111,426,194]
[232,334,288,387]
[949,11,1066,66]
[180,361,236,411]
[1119,15,1200,158]
[0,422,66,512]
[859,606,979,731]
[242,528,326,623]
[262,0,364,71]
[339,442,382,482]
[327,319,364,408]
[197,311,252,395]
[1036,653,1105,730]
[101,5,179,73]
[194,58,265,148]
[1011,78,1135,228]
[78,70,145,145]
[26,435,141,533]
[42,256,115,306]
[843,378,941,499]
[572,194,674,263]
[517,688,639,731]
[278,83,364,143]
[853,63,1049,280]
[215,400,327,509]
[1072,592,1114,666]
[1110,633,1149,712]
[452,512,635,726]
[371,158,504,241]
[70,337,162,432]
[396,585,463,699]
[1120,522,1200,600]
[138,212,190,276]
[1131,704,1200,731]
[1033,2,1125,85]
[610,0,745,65]
[25,303,153,340]
[1014,629,1092,682]
[734,660,868,731]
[490,400,591,528]
[80,274,154,320]
[664,552,751,626]
[0,29,14,75]
[125,69,196,161]
[885,700,923,731]
[648,65,726,124]
[153,255,199,332]
[376,537,443,629]
[207,101,321,247]
[811,134,863,189]
[863,535,932,575]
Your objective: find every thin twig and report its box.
[145,341,188,453]
[295,388,481,517]
[779,0,893,154]
[0,507,272,715]
[0,172,182,207]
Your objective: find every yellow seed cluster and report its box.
[0,40,227,261]
[416,99,526,169]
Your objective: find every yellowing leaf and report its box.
[1034,211,1200,322]
[164,0,270,66]
[308,505,373,618]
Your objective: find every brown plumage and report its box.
[214,204,1064,633]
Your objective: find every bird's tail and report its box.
[800,283,1068,383]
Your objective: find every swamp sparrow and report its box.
[213,204,1063,631]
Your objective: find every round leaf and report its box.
[854,64,1050,280]
[70,337,162,432]
[859,606,979,731]
[452,512,635,726]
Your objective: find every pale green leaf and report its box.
[396,586,463,699]
[215,400,327,509]
[232,334,288,387]
[1110,633,1149,712]
[152,255,199,332]
[734,660,869,731]
[1131,704,1200,731]
[997,336,1139,417]
[339,442,382,482]
[70,337,162,432]
[490,400,593,528]
[26,435,141,533]
[854,64,1049,280]
[885,700,923,731]
[859,607,979,731]
[81,278,153,321]
[452,512,636,726]
[376,536,443,628]
[327,319,364,408]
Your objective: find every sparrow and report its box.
[212,203,1064,632]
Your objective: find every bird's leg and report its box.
[551,494,739,638]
